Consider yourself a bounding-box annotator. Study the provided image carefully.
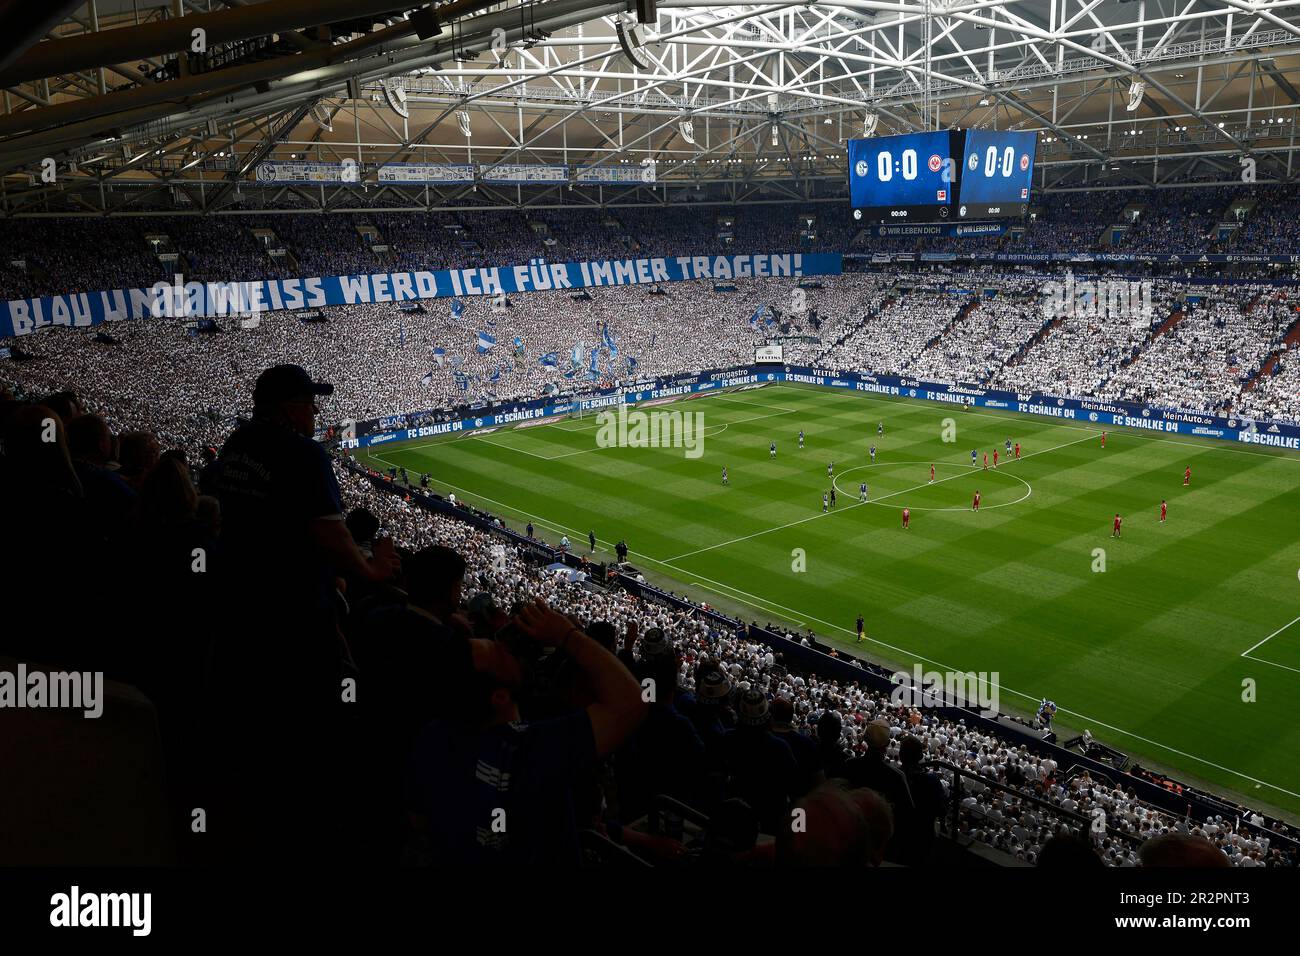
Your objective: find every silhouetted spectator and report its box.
[408,600,646,864]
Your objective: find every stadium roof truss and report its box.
[2,0,1300,216]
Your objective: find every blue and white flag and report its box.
[588,347,599,374]
[570,343,583,367]
[450,299,464,320]
[602,323,616,350]
[514,336,524,354]
[539,352,559,367]
[450,354,464,368]
[476,330,496,353]
[454,371,469,390]
[420,371,433,386]
[563,368,576,379]
[432,347,446,366]
[490,365,502,382]
[627,355,638,371]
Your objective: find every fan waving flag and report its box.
[432,347,446,366]
[571,343,583,368]
[420,371,433,386]
[450,299,464,320]
[476,331,496,353]
[540,352,559,367]
[602,323,616,350]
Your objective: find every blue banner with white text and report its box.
[1,252,841,338]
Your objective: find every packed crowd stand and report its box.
[2,353,1295,866]
[3,182,1299,303]
[3,202,1300,867]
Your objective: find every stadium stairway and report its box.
[1244,310,1300,389]
[922,295,980,351]
[1004,313,1063,370]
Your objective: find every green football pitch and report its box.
[359,382,1300,817]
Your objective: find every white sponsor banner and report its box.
[755,344,784,364]
[575,165,657,184]
[255,161,348,184]
[481,163,568,184]
[378,163,475,184]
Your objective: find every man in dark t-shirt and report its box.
[201,364,398,864]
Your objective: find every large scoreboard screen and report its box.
[955,130,1037,219]
[848,129,1038,222]
[848,131,956,223]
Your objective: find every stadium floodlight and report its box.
[382,78,409,119]
[457,110,472,138]
[616,14,652,70]
[309,101,333,133]
[678,118,695,145]
[1126,80,1146,112]
[862,110,879,138]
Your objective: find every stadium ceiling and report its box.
[2,0,1300,216]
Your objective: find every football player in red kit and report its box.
[972,490,981,512]
[1101,431,1107,449]
[1014,442,1020,459]
[983,453,988,470]
[929,464,935,483]
[1183,466,1191,486]
[1160,499,1167,523]
[1112,513,1122,537]
[902,507,911,529]
[993,449,999,468]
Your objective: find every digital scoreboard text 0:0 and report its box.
[848,130,1036,223]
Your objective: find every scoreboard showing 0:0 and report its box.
[848,128,1037,223]
[847,131,955,223]
[955,129,1036,219]
[975,144,1019,178]
[876,147,920,181]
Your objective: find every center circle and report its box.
[831,461,1032,512]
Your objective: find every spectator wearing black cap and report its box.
[200,363,399,865]
[203,363,399,612]
[720,690,800,834]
